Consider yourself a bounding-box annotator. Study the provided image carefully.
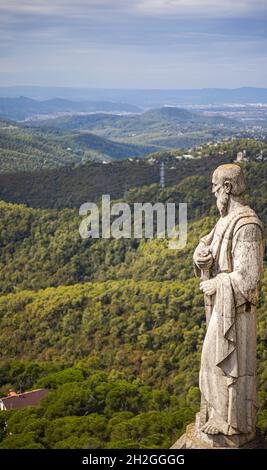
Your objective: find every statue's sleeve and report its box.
[229,223,264,306]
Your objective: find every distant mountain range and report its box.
[29,106,240,148]
[29,105,238,131]
[0,96,141,121]
[0,86,267,106]
[0,105,245,172]
[0,103,264,172]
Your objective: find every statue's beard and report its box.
[217,192,229,217]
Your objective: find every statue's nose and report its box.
[212,184,220,194]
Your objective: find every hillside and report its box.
[0,124,160,172]
[30,106,241,146]
[0,193,210,295]
[0,110,263,174]
[0,160,266,296]
[0,96,141,121]
[38,106,218,130]
[26,105,256,152]
[0,154,228,209]
[140,107,234,124]
[0,140,265,210]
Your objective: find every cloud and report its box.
[0,0,266,88]
[0,0,129,16]
[0,0,266,18]
[134,0,267,17]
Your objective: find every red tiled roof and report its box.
[0,388,49,410]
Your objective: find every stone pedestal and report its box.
[194,412,256,448]
[171,419,267,449]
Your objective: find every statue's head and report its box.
[212,164,246,216]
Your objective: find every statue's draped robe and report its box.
[194,206,264,434]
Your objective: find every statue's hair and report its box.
[213,164,246,196]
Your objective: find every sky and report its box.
[0,0,267,89]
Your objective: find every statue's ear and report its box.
[223,180,232,194]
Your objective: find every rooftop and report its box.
[0,388,49,411]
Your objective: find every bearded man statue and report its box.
[193,163,264,447]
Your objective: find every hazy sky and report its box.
[0,0,267,89]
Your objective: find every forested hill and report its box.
[27,106,241,150]
[0,161,266,295]
[31,106,237,131]
[0,122,161,172]
[0,153,232,209]
[0,139,266,210]
[0,109,265,173]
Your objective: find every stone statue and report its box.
[192,164,264,447]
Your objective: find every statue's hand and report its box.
[200,279,217,296]
[193,245,214,270]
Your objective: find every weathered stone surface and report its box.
[171,422,267,449]
[189,164,264,447]
[194,413,255,448]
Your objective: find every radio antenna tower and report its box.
[160,161,165,189]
